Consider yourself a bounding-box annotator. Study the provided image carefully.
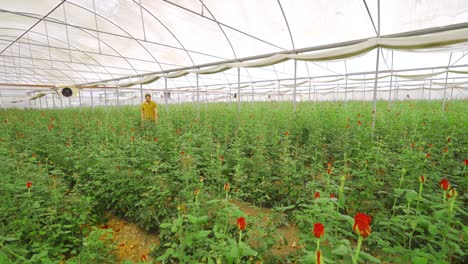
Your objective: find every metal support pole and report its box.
[78,90,82,111]
[293,59,297,112]
[164,77,168,112]
[371,49,380,131]
[277,81,280,101]
[372,0,381,131]
[251,83,254,103]
[237,67,241,113]
[429,69,434,100]
[68,96,71,107]
[51,93,56,109]
[90,88,94,112]
[196,73,200,113]
[39,97,43,109]
[45,95,49,109]
[388,51,394,109]
[103,88,107,110]
[140,83,143,103]
[442,52,452,110]
[344,60,348,102]
[116,86,120,106]
[308,78,311,101]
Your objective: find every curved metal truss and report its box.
[0,0,467,108]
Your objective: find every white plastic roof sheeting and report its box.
[0,0,468,108]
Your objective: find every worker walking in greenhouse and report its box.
[141,93,158,124]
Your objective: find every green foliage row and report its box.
[0,100,466,263]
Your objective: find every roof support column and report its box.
[388,51,394,109]
[442,52,452,110]
[293,59,297,112]
[237,67,241,114]
[164,77,168,112]
[371,0,381,133]
[196,73,200,115]
[78,90,82,111]
[90,88,94,112]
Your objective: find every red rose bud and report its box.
[314,192,320,199]
[284,131,289,136]
[447,137,451,143]
[237,217,246,231]
[224,183,230,191]
[330,193,336,199]
[26,181,32,189]
[313,223,324,238]
[353,213,372,238]
[327,162,332,168]
[357,120,362,126]
[464,159,468,166]
[447,189,457,199]
[425,153,431,158]
[439,178,450,190]
[131,136,135,142]
[411,142,415,149]
[428,143,433,148]
[443,147,448,153]
[194,189,200,196]
[327,168,332,175]
[140,254,147,262]
[420,175,426,183]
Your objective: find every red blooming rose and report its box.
[26,181,32,189]
[237,217,246,231]
[224,183,230,191]
[353,213,372,238]
[314,192,320,199]
[420,175,425,183]
[313,223,324,238]
[439,178,450,190]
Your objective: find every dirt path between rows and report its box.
[106,200,301,263]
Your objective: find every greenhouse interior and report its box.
[0,0,467,263]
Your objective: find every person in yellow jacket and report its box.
[141,93,158,123]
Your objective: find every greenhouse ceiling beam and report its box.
[0,9,226,63]
[0,10,296,83]
[79,21,468,86]
[147,63,468,91]
[0,1,66,56]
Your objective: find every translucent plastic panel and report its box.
[0,0,61,16]
[202,0,292,50]
[221,25,282,59]
[391,50,451,71]
[381,0,468,35]
[283,0,376,49]
[98,33,148,61]
[140,42,192,70]
[143,0,238,60]
[93,0,145,39]
[0,12,39,35]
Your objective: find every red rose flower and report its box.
[327,162,332,168]
[439,178,450,190]
[443,148,448,153]
[464,159,468,166]
[330,193,335,199]
[284,131,289,136]
[237,217,246,231]
[224,183,230,191]
[420,175,425,183]
[313,223,324,238]
[327,168,332,175]
[425,153,431,158]
[26,181,32,189]
[314,192,320,199]
[428,143,433,148]
[357,120,362,126]
[353,213,371,238]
